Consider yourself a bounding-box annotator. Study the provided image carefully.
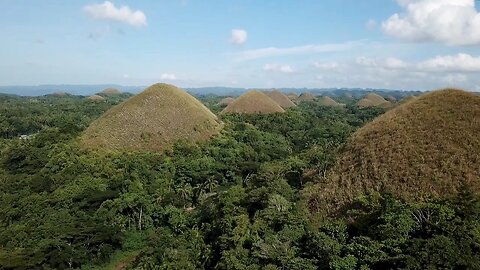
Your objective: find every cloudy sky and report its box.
[2,0,480,90]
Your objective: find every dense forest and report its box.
[1,93,480,270]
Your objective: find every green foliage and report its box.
[3,93,477,270]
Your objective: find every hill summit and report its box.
[87,95,105,102]
[221,90,285,114]
[81,83,222,152]
[357,93,391,108]
[295,92,316,103]
[217,97,235,107]
[318,96,343,107]
[265,90,296,109]
[99,88,121,96]
[310,89,480,211]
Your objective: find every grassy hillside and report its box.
[309,89,480,213]
[357,93,391,108]
[265,90,296,109]
[318,96,343,107]
[296,92,316,103]
[221,90,285,114]
[81,83,223,152]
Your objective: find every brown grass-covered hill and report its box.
[87,95,106,102]
[287,92,298,101]
[296,92,316,103]
[221,90,285,114]
[80,83,223,152]
[357,93,392,108]
[386,95,397,102]
[318,96,343,107]
[308,89,480,213]
[217,97,235,107]
[50,92,70,97]
[99,88,121,96]
[399,95,418,104]
[265,90,296,109]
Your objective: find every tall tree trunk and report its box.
[138,206,143,230]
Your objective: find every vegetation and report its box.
[221,90,285,114]
[1,88,479,269]
[81,83,223,152]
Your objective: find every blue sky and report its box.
[2,0,480,90]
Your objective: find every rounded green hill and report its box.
[80,83,223,152]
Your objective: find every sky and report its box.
[2,0,480,91]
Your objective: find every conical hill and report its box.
[265,90,296,109]
[81,83,222,152]
[221,90,285,114]
[308,89,480,213]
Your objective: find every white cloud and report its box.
[384,57,408,69]
[235,41,361,61]
[160,73,177,80]
[355,54,480,72]
[263,63,294,73]
[442,73,468,85]
[417,53,480,72]
[230,29,248,45]
[313,61,341,70]
[382,0,480,45]
[356,57,378,67]
[355,56,408,69]
[84,1,147,27]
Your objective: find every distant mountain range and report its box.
[0,84,423,97]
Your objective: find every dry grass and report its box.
[221,90,285,114]
[386,95,397,102]
[87,95,106,102]
[296,92,316,103]
[217,97,235,107]
[318,96,343,107]
[264,90,296,109]
[100,88,121,96]
[51,92,69,97]
[399,95,418,104]
[287,92,298,100]
[357,93,391,108]
[308,89,480,214]
[80,83,223,152]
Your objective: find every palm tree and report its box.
[177,183,193,208]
